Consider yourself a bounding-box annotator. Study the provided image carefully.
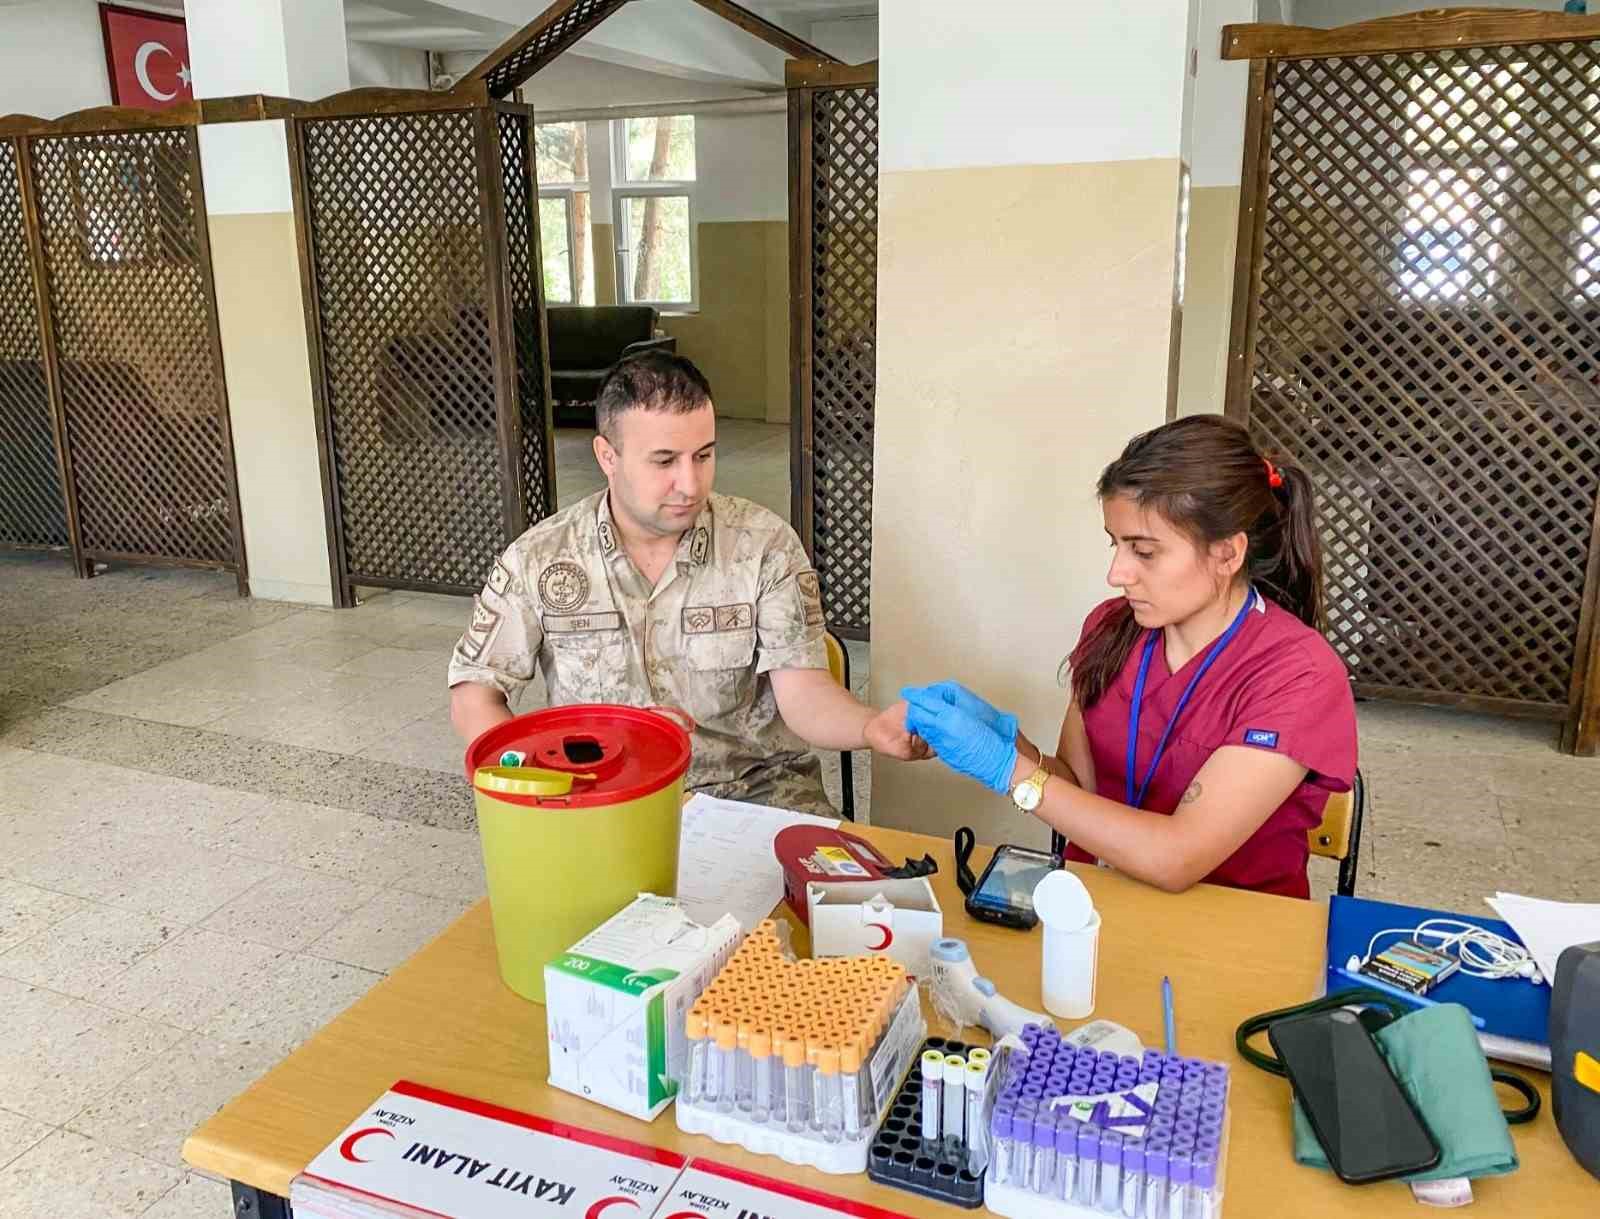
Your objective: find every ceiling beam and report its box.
[684,0,838,62]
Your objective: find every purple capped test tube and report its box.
[1011,1110,1036,1186]
[1168,1149,1192,1219]
[1191,1150,1219,1219]
[1143,1144,1169,1219]
[1076,1123,1100,1206]
[1021,1022,1042,1041]
[1023,1083,1045,1101]
[1098,1131,1124,1212]
[1175,1118,1199,1141]
[1055,1117,1079,1201]
[990,1107,1015,1186]
[1031,1111,1057,1195]
[1122,1139,1146,1219]
[1118,1055,1140,1073]
[1140,1069,1161,1085]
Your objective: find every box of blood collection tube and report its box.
[545,894,742,1121]
[806,878,944,978]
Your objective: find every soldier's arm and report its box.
[447,544,543,743]
[451,681,513,744]
[757,527,927,759]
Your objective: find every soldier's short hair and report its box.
[595,351,714,442]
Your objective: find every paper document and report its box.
[1486,891,1600,988]
[674,794,836,930]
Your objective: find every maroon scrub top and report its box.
[1069,593,1357,899]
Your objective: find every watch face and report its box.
[1013,780,1043,812]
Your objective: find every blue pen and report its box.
[1162,976,1177,1055]
[1333,966,1488,1029]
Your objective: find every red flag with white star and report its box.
[101,6,192,111]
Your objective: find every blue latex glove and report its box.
[907,680,1012,732]
[901,683,1019,795]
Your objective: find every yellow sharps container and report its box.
[466,704,692,1003]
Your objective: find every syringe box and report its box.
[545,894,742,1121]
[807,878,944,977]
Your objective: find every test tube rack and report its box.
[865,1036,991,1207]
[673,920,928,1175]
[982,1025,1232,1219]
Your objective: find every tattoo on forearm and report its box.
[1181,781,1202,805]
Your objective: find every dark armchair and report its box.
[546,305,676,426]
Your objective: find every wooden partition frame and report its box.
[0,106,247,589]
[1222,10,1600,755]
[789,59,879,640]
[285,87,555,607]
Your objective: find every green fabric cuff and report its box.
[1292,1003,1519,1182]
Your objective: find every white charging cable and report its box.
[1350,919,1542,984]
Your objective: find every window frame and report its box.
[609,115,699,312]
[537,187,581,305]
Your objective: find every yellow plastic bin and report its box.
[466,704,692,1003]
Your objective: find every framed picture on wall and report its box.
[100,3,192,111]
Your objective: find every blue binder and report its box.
[1324,894,1550,1048]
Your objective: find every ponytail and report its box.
[1070,416,1328,710]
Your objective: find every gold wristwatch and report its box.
[1011,761,1050,813]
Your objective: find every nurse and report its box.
[904,416,1356,898]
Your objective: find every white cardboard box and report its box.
[544,894,742,1121]
[805,877,943,978]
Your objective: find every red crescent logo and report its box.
[339,1127,395,1163]
[866,922,893,951]
[661,1212,708,1218]
[585,1197,641,1219]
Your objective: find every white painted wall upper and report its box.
[188,0,351,216]
[808,14,878,63]
[1190,0,1255,188]
[0,1,111,118]
[348,38,428,90]
[696,111,786,223]
[513,53,760,111]
[880,0,1191,172]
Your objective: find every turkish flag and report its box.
[101,6,192,111]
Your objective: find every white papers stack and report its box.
[1486,891,1600,987]
[673,794,836,930]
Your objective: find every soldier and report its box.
[449,351,925,816]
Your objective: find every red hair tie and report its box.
[1263,458,1284,489]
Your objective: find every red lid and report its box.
[465,704,692,808]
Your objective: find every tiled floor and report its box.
[1,417,1594,1216]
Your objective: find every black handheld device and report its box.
[963,843,1061,930]
[1267,1008,1441,1184]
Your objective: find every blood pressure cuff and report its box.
[1292,1003,1518,1182]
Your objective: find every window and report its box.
[612,115,696,309]
[535,121,594,306]
[71,139,194,267]
[1395,167,1506,301]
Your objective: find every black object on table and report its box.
[866,1036,986,1208]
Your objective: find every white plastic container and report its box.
[1033,870,1100,1019]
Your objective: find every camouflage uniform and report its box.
[447,490,834,815]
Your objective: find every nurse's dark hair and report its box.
[1070,415,1326,709]
[595,350,713,444]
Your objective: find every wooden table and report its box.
[185,824,1591,1217]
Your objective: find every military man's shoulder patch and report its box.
[538,561,589,613]
[487,555,514,597]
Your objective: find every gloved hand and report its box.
[901,682,1019,795]
[911,680,1013,732]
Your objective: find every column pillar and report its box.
[869,0,1191,842]
[186,0,350,604]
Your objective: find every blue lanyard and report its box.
[1125,589,1257,809]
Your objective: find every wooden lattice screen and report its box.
[0,138,67,552]
[791,65,878,639]
[1228,19,1600,746]
[290,98,553,604]
[25,126,244,582]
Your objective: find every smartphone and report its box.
[965,844,1061,930]
[1267,1009,1441,1184]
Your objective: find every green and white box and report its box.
[545,894,742,1121]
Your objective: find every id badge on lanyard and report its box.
[1125,589,1257,810]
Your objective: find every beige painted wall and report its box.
[588,219,788,422]
[207,210,332,605]
[869,158,1183,846]
[1175,184,1241,418]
